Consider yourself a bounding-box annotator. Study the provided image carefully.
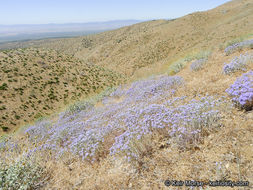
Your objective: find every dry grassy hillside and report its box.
[72,0,253,78]
[0,48,124,134]
[5,0,252,79]
[0,0,253,189]
[0,40,252,190]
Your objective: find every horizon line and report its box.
[0,18,171,26]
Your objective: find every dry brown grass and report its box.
[2,0,251,81]
[1,0,253,189]
[177,48,253,98]
[28,43,253,190]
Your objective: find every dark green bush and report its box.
[1,126,9,132]
[0,83,8,91]
[0,105,6,110]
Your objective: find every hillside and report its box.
[0,0,253,189]
[0,48,124,134]
[1,38,253,189]
[61,0,253,78]
[2,0,252,79]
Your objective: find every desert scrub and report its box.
[65,100,94,116]
[0,83,8,91]
[0,105,6,110]
[0,47,125,133]
[190,58,208,71]
[223,53,253,75]
[169,50,211,74]
[64,86,117,117]
[1,126,9,132]
[185,50,211,62]
[0,158,46,190]
[226,70,253,111]
[224,39,253,55]
[167,60,185,75]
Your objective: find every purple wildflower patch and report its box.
[1,74,229,164]
[190,58,208,71]
[226,70,253,110]
[110,96,226,160]
[22,75,184,162]
[224,39,253,55]
[223,53,253,75]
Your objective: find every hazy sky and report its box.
[0,0,231,25]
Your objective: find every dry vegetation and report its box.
[0,48,124,134]
[1,0,252,79]
[1,41,253,190]
[0,0,253,189]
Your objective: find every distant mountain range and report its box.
[0,20,142,43]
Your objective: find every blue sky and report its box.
[0,0,231,25]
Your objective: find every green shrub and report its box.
[1,126,9,132]
[168,60,185,75]
[184,50,211,62]
[0,105,6,110]
[0,83,8,91]
[0,158,46,189]
[15,115,21,120]
[10,122,16,126]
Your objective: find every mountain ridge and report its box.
[4,0,250,79]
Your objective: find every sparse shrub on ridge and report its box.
[0,48,125,132]
[223,53,253,75]
[0,83,8,91]
[226,70,253,111]
[0,105,6,110]
[1,126,9,132]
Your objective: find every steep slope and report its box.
[5,0,252,79]
[0,0,253,189]
[1,41,253,189]
[0,48,124,134]
[73,0,253,78]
